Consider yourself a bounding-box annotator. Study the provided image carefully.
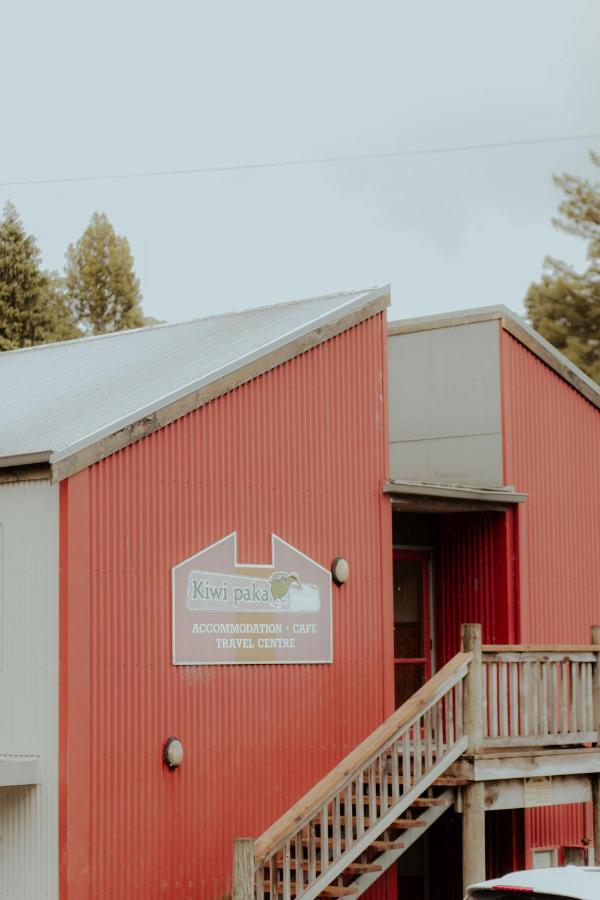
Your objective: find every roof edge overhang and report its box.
[44,285,390,482]
[388,305,600,412]
[384,478,527,513]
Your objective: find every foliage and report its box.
[0,202,79,350]
[65,212,144,335]
[525,152,600,383]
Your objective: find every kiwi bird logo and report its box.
[269,571,301,603]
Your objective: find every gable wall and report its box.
[500,329,600,642]
[59,313,394,899]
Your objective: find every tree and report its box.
[65,212,144,335]
[0,202,79,351]
[525,152,600,383]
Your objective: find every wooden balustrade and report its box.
[481,647,599,748]
[248,652,471,900]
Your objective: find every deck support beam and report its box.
[462,782,486,893]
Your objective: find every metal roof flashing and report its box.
[388,305,600,412]
[384,480,527,513]
[0,286,390,481]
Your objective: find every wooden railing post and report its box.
[591,627,600,863]
[233,838,255,900]
[461,624,483,754]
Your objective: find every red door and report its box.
[393,549,432,708]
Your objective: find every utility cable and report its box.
[1,131,599,188]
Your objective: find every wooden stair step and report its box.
[371,839,405,851]
[396,775,467,787]
[411,797,447,807]
[345,862,383,874]
[328,816,426,829]
[321,888,358,897]
[264,882,356,897]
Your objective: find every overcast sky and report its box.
[2,0,600,324]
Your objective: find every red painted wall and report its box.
[500,328,600,865]
[435,510,517,667]
[59,314,394,898]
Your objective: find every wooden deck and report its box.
[232,624,600,900]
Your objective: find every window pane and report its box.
[393,559,424,659]
[395,663,424,707]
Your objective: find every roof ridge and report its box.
[0,287,379,358]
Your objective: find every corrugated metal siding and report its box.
[435,510,516,666]
[501,329,600,643]
[0,481,59,899]
[60,314,393,899]
[500,328,600,862]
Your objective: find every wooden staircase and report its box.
[235,652,472,900]
[233,627,600,900]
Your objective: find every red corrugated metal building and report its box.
[1,289,599,900]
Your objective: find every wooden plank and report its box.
[462,782,485,894]
[482,731,597,749]
[283,841,291,900]
[308,821,317,882]
[345,863,382,874]
[332,796,342,860]
[344,782,353,850]
[356,772,364,837]
[321,804,329,867]
[489,662,498,739]
[372,840,405,851]
[509,662,518,739]
[462,625,483,753]
[391,741,400,803]
[320,887,358,896]
[483,645,599,655]
[499,663,508,738]
[484,775,592,811]
[471,748,600,782]
[233,839,255,900]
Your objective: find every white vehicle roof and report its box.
[466,866,600,899]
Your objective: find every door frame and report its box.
[392,546,436,685]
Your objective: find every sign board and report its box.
[523,777,553,808]
[172,533,332,665]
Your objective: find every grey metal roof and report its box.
[0,286,389,474]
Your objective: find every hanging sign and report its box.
[172,533,332,665]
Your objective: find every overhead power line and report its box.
[1,131,600,189]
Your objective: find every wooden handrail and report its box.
[483,644,600,653]
[254,650,472,862]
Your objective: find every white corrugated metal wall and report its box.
[0,480,59,899]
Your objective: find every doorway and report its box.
[393,549,433,707]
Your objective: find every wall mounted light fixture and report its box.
[164,736,184,769]
[331,557,349,586]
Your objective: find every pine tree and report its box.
[0,202,79,351]
[525,152,600,383]
[65,212,144,334]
